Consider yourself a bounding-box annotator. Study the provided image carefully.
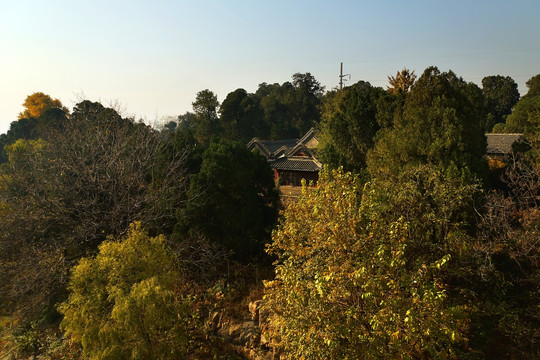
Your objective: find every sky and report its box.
[1,0,539,134]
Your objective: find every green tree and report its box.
[264,167,476,359]
[504,74,540,148]
[191,89,220,144]
[368,66,488,182]
[505,95,540,135]
[259,82,298,139]
[219,88,267,142]
[374,88,406,129]
[0,118,39,163]
[176,139,279,262]
[59,222,192,360]
[525,74,540,98]
[291,72,325,134]
[318,81,385,172]
[256,73,325,140]
[161,119,178,133]
[176,111,196,133]
[481,75,520,131]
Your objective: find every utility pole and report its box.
[339,62,350,90]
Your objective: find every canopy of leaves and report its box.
[258,82,297,139]
[505,95,540,136]
[318,81,385,172]
[219,88,267,142]
[0,101,189,322]
[525,74,540,98]
[503,74,540,152]
[59,223,191,360]
[0,105,68,163]
[481,75,520,131]
[17,92,66,120]
[191,89,221,144]
[290,72,325,135]
[255,73,324,140]
[264,167,477,359]
[387,68,416,94]
[368,66,488,182]
[176,139,279,262]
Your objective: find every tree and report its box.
[481,75,520,131]
[175,111,196,134]
[0,118,38,163]
[259,81,298,139]
[291,72,325,134]
[471,154,540,358]
[1,94,68,164]
[525,74,540,98]
[264,167,476,359]
[176,139,279,262]
[504,95,540,136]
[368,66,488,182]
[161,119,178,133]
[18,92,66,120]
[256,73,325,140]
[191,89,220,144]
[503,74,540,148]
[387,68,416,94]
[59,223,192,360]
[219,88,266,142]
[318,81,385,172]
[0,100,189,323]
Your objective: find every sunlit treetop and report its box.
[18,92,66,120]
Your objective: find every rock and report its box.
[218,320,260,347]
[206,311,221,334]
[249,300,261,321]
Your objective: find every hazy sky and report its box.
[1,0,539,134]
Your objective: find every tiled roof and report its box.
[270,157,322,172]
[247,129,322,174]
[486,133,523,155]
[248,128,318,156]
[297,128,318,148]
[259,139,298,154]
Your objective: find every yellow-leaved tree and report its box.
[59,223,192,360]
[263,167,476,359]
[18,92,66,119]
[387,68,416,94]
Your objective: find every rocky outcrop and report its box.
[208,300,276,360]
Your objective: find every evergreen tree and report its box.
[367,66,488,182]
[318,81,385,172]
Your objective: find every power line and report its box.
[343,48,540,65]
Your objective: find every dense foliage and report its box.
[367,67,488,182]
[482,75,520,131]
[264,167,478,359]
[59,223,191,360]
[1,68,538,359]
[317,81,385,172]
[175,139,279,262]
[0,96,279,359]
[0,101,190,323]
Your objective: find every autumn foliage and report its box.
[263,168,475,359]
[1,69,539,359]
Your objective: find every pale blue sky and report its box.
[1,0,539,133]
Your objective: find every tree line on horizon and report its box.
[0,66,538,359]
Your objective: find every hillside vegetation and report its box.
[0,68,538,359]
